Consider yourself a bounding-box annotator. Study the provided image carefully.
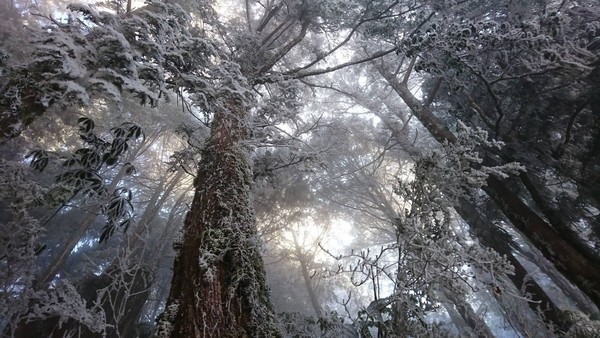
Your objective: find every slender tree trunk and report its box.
[456,198,579,335]
[126,168,185,255]
[35,163,130,288]
[117,170,185,337]
[297,257,323,317]
[515,244,600,318]
[140,190,189,325]
[160,98,281,337]
[292,234,323,317]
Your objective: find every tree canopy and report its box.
[1,0,600,337]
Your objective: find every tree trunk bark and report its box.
[484,177,600,307]
[160,98,281,338]
[442,288,495,338]
[441,301,474,337]
[456,200,566,326]
[518,171,600,265]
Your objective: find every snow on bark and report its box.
[160,98,281,337]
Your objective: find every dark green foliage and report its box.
[27,117,143,242]
[100,188,135,243]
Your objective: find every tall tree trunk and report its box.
[483,177,600,308]
[160,98,281,337]
[456,200,566,328]
[518,171,600,264]
[378,66,600,310]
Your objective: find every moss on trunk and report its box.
[160,98,281,338]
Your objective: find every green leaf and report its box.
[111,127,126,138]
[34,243,47,256]
[127,124,144,140]
[77,116,95,134]
[103,152,118,165]
[99,223,115,244]
[27,149,50,172]
[123,163,136,175]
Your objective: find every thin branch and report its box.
[256,1,283,33]
[377,65,457,144]
[402,56,416,85]
[258,19,294,52]
[293,0,408,73]
[465,94,495,130]
[259,47,397,83]
[562,99,589,146]
[423,77,442,108]
[408,11,436,38]
[461,62,505,134]
[258,20,310,75]
[245,0,252,31]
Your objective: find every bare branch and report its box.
[423,77,442,108]
[258,20,310,75]
[258,19,294,52]
[258,47,397,83]
[245,0,252,31]
[402,56,416,85]
[256,1,283,33]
